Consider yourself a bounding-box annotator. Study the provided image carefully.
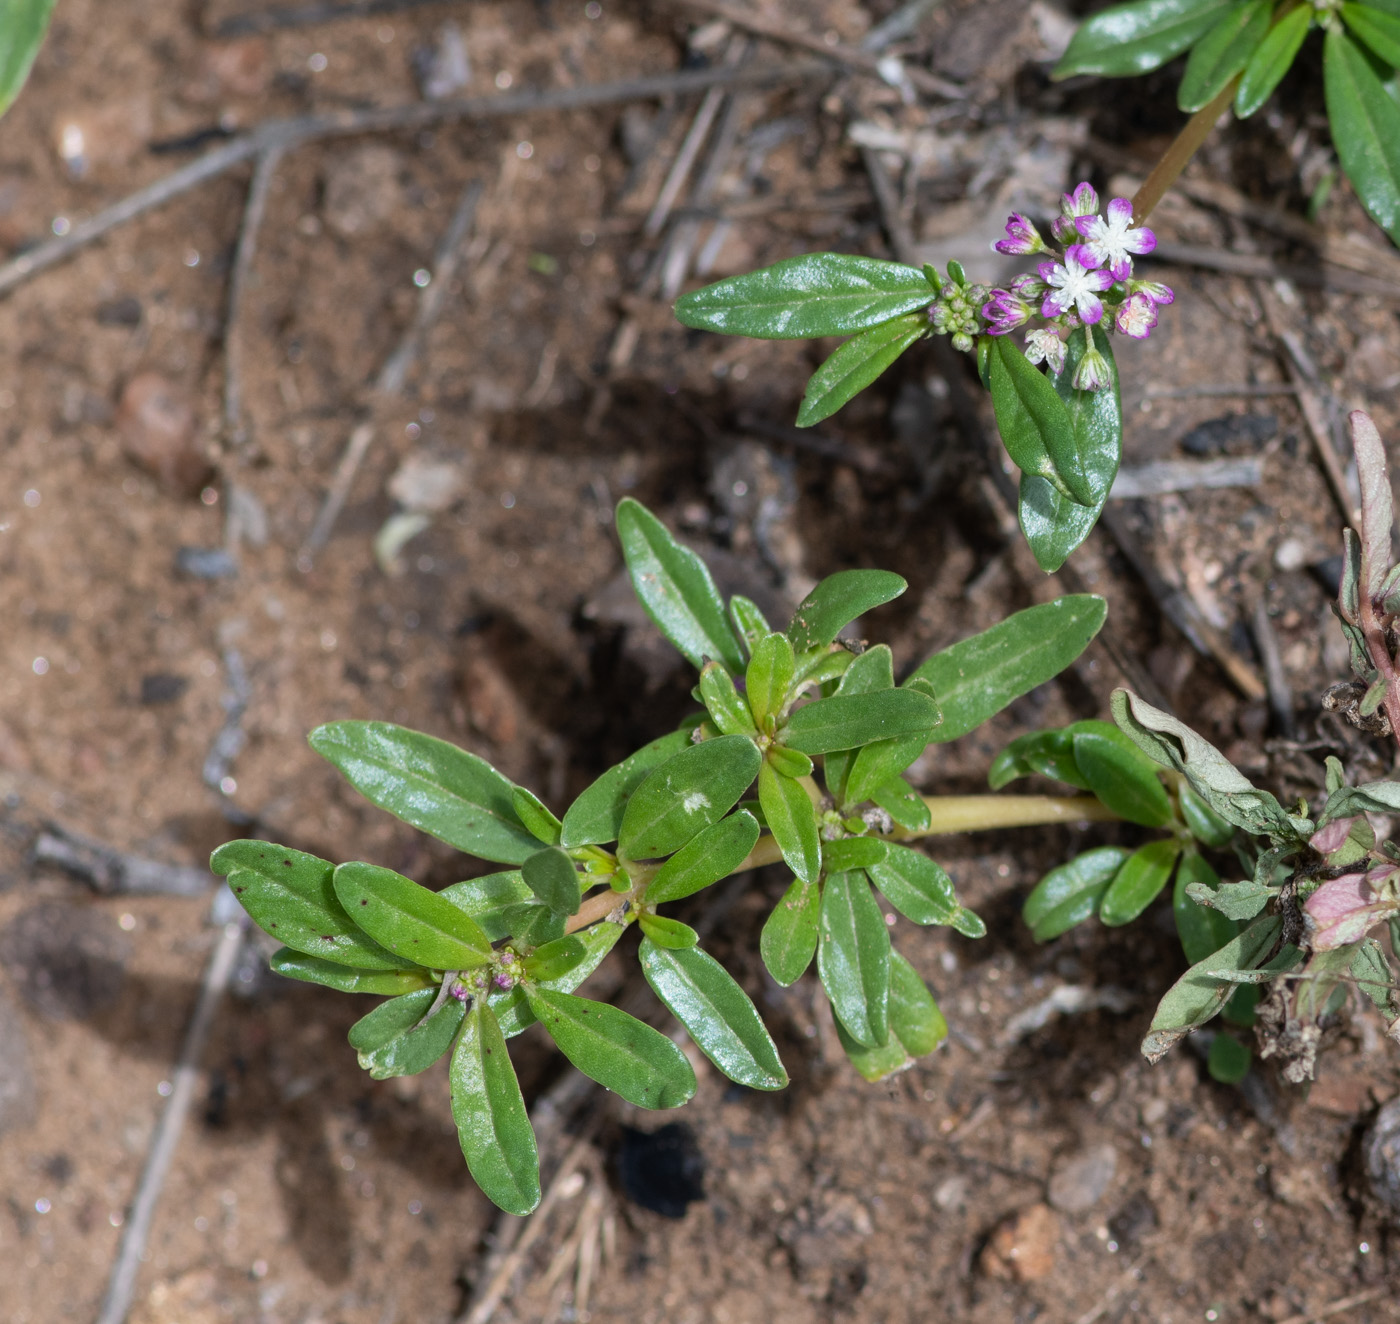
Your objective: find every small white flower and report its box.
[1038,250,1113,325]
[1023,329,1067,375]
[1075,198,1156,281]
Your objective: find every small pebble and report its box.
[1274,537,1308,572]
[979,1203,1060,1281]
[174,547,238,580]
[117,372,211,497]
[1048,1143,1118,1213]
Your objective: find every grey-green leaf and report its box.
[1054,0,1232,77]
[818,871,891,1048]
[268,949,435,995]
[526,988,697,1108]
[674,252,936,339]
[758,760,822,885]
[787,570,908,653]
[212,839,411,970]
[909,597,1107,743]
[308,721,539,864]
[560,729,693,848]
[615,497,745,674]
[451,1002,541,1215]
[333,862,492,969]
[1142,915,1281,1061]
[1023,846,1130,942]
[640,940,787,1090]
[760,876,820,986]
[619,734,761,860]
[647,810,760,905]
[797,315,927,427]
[1325,25,1400,244]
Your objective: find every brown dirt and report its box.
[5,3,1400,1322]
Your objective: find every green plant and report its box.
[0,0,53,117]
[215,498,1115,1214]
[1057,0,1400,246]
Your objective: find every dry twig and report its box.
[31,826,210,897]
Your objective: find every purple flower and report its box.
[1061,181,1099,218]
[493,971,516,990]
[1129,278,1174,306]
[1038,249,1113,325]
[1075,197,1156,280]
[1024,328,1067,375]
[994,212,1044,256]
[1072,346,1111,392]
[1114,292,1159,340]
[981,288,1032,335]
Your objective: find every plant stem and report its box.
[1131,79,1239,227]
[563,793,1118,933]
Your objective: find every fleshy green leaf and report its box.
[797,314,926,427]
[1325,25,1400,244]
[1179,783,1234,848]
[1099,839,1182,927]
[521,847,581,916]
[511,787,562,846]
[844,731,935,809]
[746,632,795,728]
[1018,474,1099,575]
[619,734,761,860]
[1174,851,1238,965]
[787,571,908,653]
[818,871,891,1048]
[699,660,758,736]
[1054,0,1233,77]
[212,840,411,970]
[493,922,624,1039]
[782,689,939,755]
[1178,0,1271,112]
[356,993,466,1080]
[499,901,566,948]
[348,987,437,1052]
[821,644,898,803]
[910,597,1107,743]
[309,722,539,864]
[730,595,772,653]
[560,729,693,848]
[1142,915,1281,1061]
[1343,2,1400,71]
[1023,846,1130,941]
[869,776,932,831]
[0,0,53,120]
[451,1002,541,1215]
[268,949,435,994]
[1072,729,1172,827]
[526,988,697,1108]
[835,951,948,1082]
[439,871,534,942]
[760,875,820,986]
[615,497,746,674]
[674,253,935,339]
[988,725,1094,791]
[822,836,889,872]
[1235,4,1311,117]
[1051,328,1122,507]
[767,745,814,779]
[640,940,787,1090]
[1207,1032,1252,1083]
[758,760,822,885]
[647,810,760,905]
[333,862,492,969]
[637,912,700,949]
[523,935,589,982]
[869,843,982,935]
[989,335,1081,499]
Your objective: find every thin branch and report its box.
[299,179,482,560]
[96,918,247,1324]
[0,61,832,301]
[223,146,285,446]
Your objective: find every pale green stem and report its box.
[564,793,1119,934]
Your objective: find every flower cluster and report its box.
[972,182,1174,391]
[929,277,991,354]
